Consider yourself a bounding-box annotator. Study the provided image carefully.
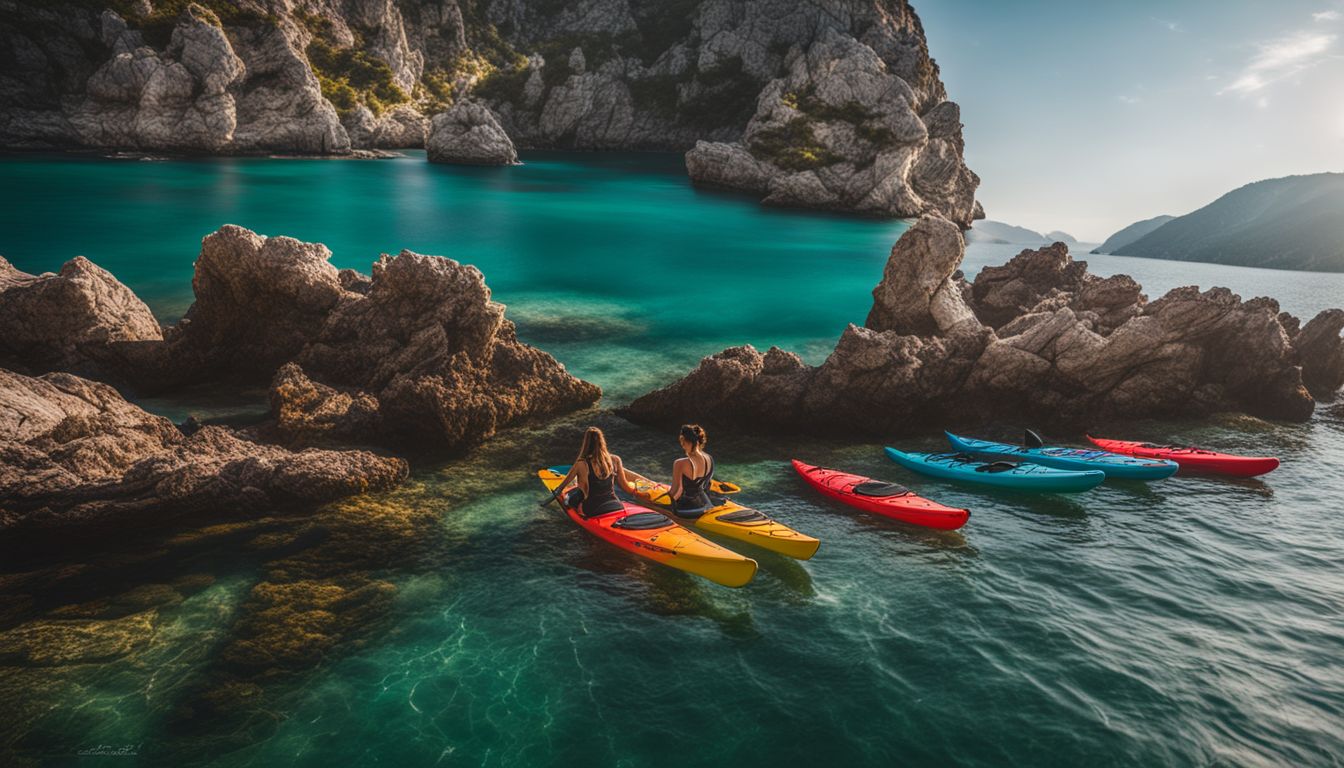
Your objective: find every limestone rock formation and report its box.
[625,215,1340,433]
[343,104,428,149]
[0,254,162,380]
[685,25,981,225]
[0,1,979,220]
[1,3,347,154]
[0,367,408,545]
[427,102,518,165]
[161,226,599,449]
[0,225,601,452]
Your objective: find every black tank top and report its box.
[674,454,714,511]
[582,462,622,516]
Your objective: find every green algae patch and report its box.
[0,610,157,666]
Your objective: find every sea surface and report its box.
[1,151,1342,767]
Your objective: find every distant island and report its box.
[1091,215,1176,254]
[966,220,1078,245]
[1102,173,1344,272]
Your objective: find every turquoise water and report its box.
[2,153,1343,767]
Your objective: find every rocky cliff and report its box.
[623,215,1344,434]
[0,0,979,221]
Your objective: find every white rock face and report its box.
[426,102,518,165]
[685,27,980,226]
[70,7,244,151]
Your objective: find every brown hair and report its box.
[577,427,613,477]
[679,424,707,448]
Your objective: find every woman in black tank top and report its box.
[669,424,714,517]
[557,427,638,517]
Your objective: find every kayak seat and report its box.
[612,512,674,530]
[852,480,910,497]
[975,461,1020,473]
[671,504,710,520]
[717,509,769,524]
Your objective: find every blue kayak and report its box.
[884,447,1106,492]
[945,432,1178,480]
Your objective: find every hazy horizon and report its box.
[919,0,1344,241]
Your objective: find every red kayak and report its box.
[1085,436,1279,478]
[792,460,970,530]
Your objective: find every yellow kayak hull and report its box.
[631,478,820,561]
[539,469,757,587]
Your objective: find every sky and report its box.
[916,0,1344,241]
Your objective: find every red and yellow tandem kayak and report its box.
[792,460,970,531]
[1085,436,1280,478]
[537,469,758,587]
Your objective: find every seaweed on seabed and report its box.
[158,491,450,749]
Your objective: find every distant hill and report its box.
[1092,215,1175,254]
[1113,173,1344,272]
[1045,230,1078,244]
[967,220,1048,244]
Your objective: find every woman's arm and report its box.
[668,457,686,500]
[614,456,639,495]
[570,460,588,496]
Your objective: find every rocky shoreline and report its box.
[623,215,1344,435]
[0,0,981,222]
[1,225,601,548]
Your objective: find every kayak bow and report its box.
[792,460,969,530]
[945,432,1177,480]
[1085,436,1280,477]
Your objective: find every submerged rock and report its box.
[0,367,408,547]
[427,102,518,165]
[625,215,1338,433]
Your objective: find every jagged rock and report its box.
[286,247,601,447]
[626,215,1328,432]
[343,104,427,149]
[427,102,518,165]
[684,20,980,224]
[0,225,600,452]
[164,225,347,382]
[866,214,978,336]
[155,226,598,449]
[68,5,245,151]
[969,242,1088,328]
[270,362,383,446]
[0,368,408,546]
[1293,309,1344,400]
[227,18,350,153]
[0,254,162,379]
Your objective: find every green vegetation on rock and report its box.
[301,14,408,116]
[749,117,839,171]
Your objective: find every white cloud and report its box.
[1218,31,1337,95]
[1151,16,1181,32]
[1313,10,1341,22]
[1117,94,1142,105]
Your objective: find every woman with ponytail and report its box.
[666,424,715,518]
[556,427,639,518]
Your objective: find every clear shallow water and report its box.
[1,153,1343,767]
